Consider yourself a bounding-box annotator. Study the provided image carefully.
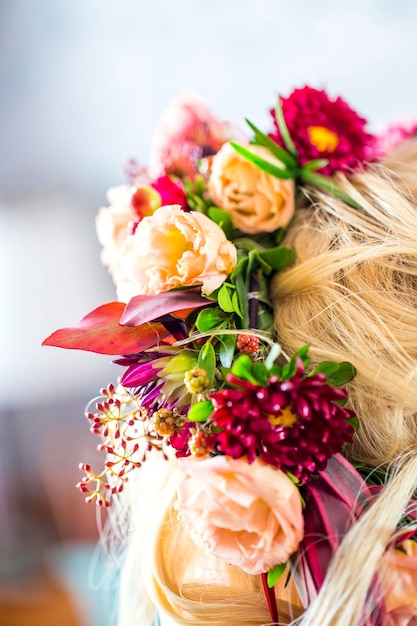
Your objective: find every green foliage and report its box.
[301,169,362,209]
[245,118,297,169]
[267,562,287,588]
[218,334,236,368]
[208,207,233,238]
[275,97,298,157]
[230,142,294,179]
[230,355,260,385]
[217,283,235,313]
[188,400,214,422]
[182,175,212,214]
[310,361,356,386]
[198,341,216,386]
[195,307,225,332]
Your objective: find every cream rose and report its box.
[208,142,295,234]
[176,455,304,575]
[115,205,237,302]
[95,185,136,277]
[382,541,417,624]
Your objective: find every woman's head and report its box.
[45,91,417,626]
[114,154,417,626]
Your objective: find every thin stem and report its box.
[261,572,279,624]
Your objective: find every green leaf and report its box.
[295,344,311,369]
[245,118,298,169]
[208,206,233,238]
[297,344,311,359]
[301,158,329,172]
[275,97,298,157]
[218,334,236,368]
[196,307,223,332]
[258,247,296,271]
[217,283,235,313]
[188,400,214,422]
[310,361,340,378]
[347,416,360,431]
[327,362,356,386]
[287,472,300,485]
[234,273,249,328]
[254,250,272,275]
[198,341,216,386]
[282,356,297,380]
[253,361,268,386]
[230,255,249,281]
[231,354,258,384]
[267,563,287,588]
[301,170,362,210]
[230,142,294,180]
[275,227,288,246]
[231,290,243,318]
[265,343,282,370]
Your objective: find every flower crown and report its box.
[43,86,417,624]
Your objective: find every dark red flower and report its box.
[270,86,376,176]
[210,358,355,483]
[151,175,189,211]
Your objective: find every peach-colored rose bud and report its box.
[176,455,304,575]
[382,540,417,624]
[208,142,295,234]
[115,205,237,302]
[95,185,136,277]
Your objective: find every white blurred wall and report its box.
[1,0,417,408]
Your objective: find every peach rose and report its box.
[116,205,237,301]
[95,185,136,276]
[208,142,295,234]
[382,541,417,625]
[176,455,304,575]
[386,606,417,626]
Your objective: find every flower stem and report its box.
[261,572,279,624]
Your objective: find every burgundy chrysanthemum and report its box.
[210,358,355,484]
[270,86,376,176]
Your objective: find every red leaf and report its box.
[42,302,171,355]
[120,291,210,326]
[293,455,386,624]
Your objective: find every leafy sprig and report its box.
[230,102,362,210]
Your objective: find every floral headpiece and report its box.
[43,87,417,624]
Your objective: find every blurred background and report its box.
[2,0,417,623]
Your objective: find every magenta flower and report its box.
[170,421,193,457]
[151,175,189,211]
[270,86,375,176]
[210,358,355,483]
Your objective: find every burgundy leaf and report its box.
[294,455,386,624]
[42,302,171,355]
[121,291,210,326]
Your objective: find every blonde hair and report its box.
[116,141,417,626]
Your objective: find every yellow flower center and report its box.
[307,125,339,153]
[163,226,190,262]
[267,405,298,428]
